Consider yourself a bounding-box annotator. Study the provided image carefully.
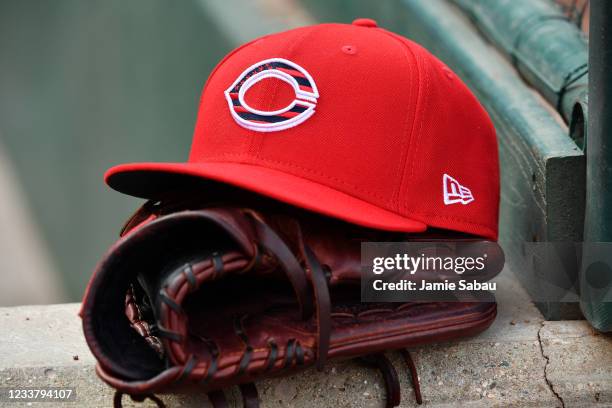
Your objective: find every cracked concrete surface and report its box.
[0,269,610,407]
[539,321,612,407]
[538,323,565,408]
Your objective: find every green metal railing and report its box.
[581,0,612,332]
[452,0,588,149]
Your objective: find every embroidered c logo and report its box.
[224,58,319,132]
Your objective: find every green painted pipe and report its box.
[452,0,588,148]
[581,0,612,332]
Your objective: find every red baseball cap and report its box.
[106,19,499,240]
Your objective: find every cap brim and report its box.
[105,162,428,233]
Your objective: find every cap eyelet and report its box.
[342,45,357,55]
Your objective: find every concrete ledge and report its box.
[1,270,611,407]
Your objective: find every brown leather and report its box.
[360,354,400,408]
[125,286,164,357]
[82,201,498,404]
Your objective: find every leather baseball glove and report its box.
[81,196,499,407]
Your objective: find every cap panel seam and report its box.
[377,30,423,214]
[399,43,430,214]
[251,27,319,159]
[373,38,496,238]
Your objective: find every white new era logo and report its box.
[443,174,474,205]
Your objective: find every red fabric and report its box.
[105,21,499,240]
[243,77,295,111]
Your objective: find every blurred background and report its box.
[0,0,315,305]
[0,0,600,321]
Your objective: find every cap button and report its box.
[352,18,378,28]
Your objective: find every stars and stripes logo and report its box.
[224,58,319,132]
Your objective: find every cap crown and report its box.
[189,23,499,239]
